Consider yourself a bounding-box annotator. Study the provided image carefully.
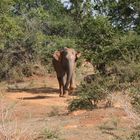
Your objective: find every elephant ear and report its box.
[75,52,81,61]
[76,52,81,58]
[53,51,61,61]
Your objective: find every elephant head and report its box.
[52,47,81,97]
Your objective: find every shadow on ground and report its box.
[18,95,53,100]
[7,87,59,94]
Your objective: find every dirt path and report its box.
[6,76,69,106]
[0,75,136,140]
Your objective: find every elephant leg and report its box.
[57,76,63,97]
[64,75,69,96]
[61,76,66,96]
[68,74,76,95]
[57,75,66,97]
[70,72,76,90]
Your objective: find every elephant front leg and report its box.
[57,77,64,97]
[63,84,69,96]
[59,84,63,97]
[70,73,76,90]
[69,73,76,95]
[63,75,70,96]
[63,82,69,96]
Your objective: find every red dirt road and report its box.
[0,75,136,140]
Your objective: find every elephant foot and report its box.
[59,94,64,97]
[60,94,68,98]
[64,90,69,96]
[59,91,68,97]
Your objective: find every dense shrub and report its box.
[68,74,111,111]
[68,98,93,112]
[0,45,34,81]
[68,59,140,111]
[92,32,140,66]
[0,0,80,80]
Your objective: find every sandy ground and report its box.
[0,74,137,140]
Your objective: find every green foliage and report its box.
[69,58,140,111]
[78,16,115,62]
[0,43,35,80]
[0,0,79,79]
[115,62,140,84]
[81,16,114,47]
[68,98,93,112]
[68,74,110,112]
[93,0,140,31]
[38,127,65,140]
[40,128,59,140]
[78,79,108,103]
[88,31,140,66]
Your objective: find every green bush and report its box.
[0,45,34,81]
[103,61,140,88]
[40,128,59,140]
[115,62,140,83]
[68,98,93,112]
[68,59,140,112]
[91,32,140,71]
[68,74,110,112]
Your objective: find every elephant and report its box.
[52,47,81,97]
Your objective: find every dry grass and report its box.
[109,92,140,126]
[0,91,35,140]
[0,75,138,140]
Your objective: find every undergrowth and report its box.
[68,60,140,112]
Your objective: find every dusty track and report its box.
[0,75,136,140]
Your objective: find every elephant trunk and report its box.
[64,60,74,90]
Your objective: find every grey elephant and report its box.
[52,47,81,97]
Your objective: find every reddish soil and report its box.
[0,75,136,140]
